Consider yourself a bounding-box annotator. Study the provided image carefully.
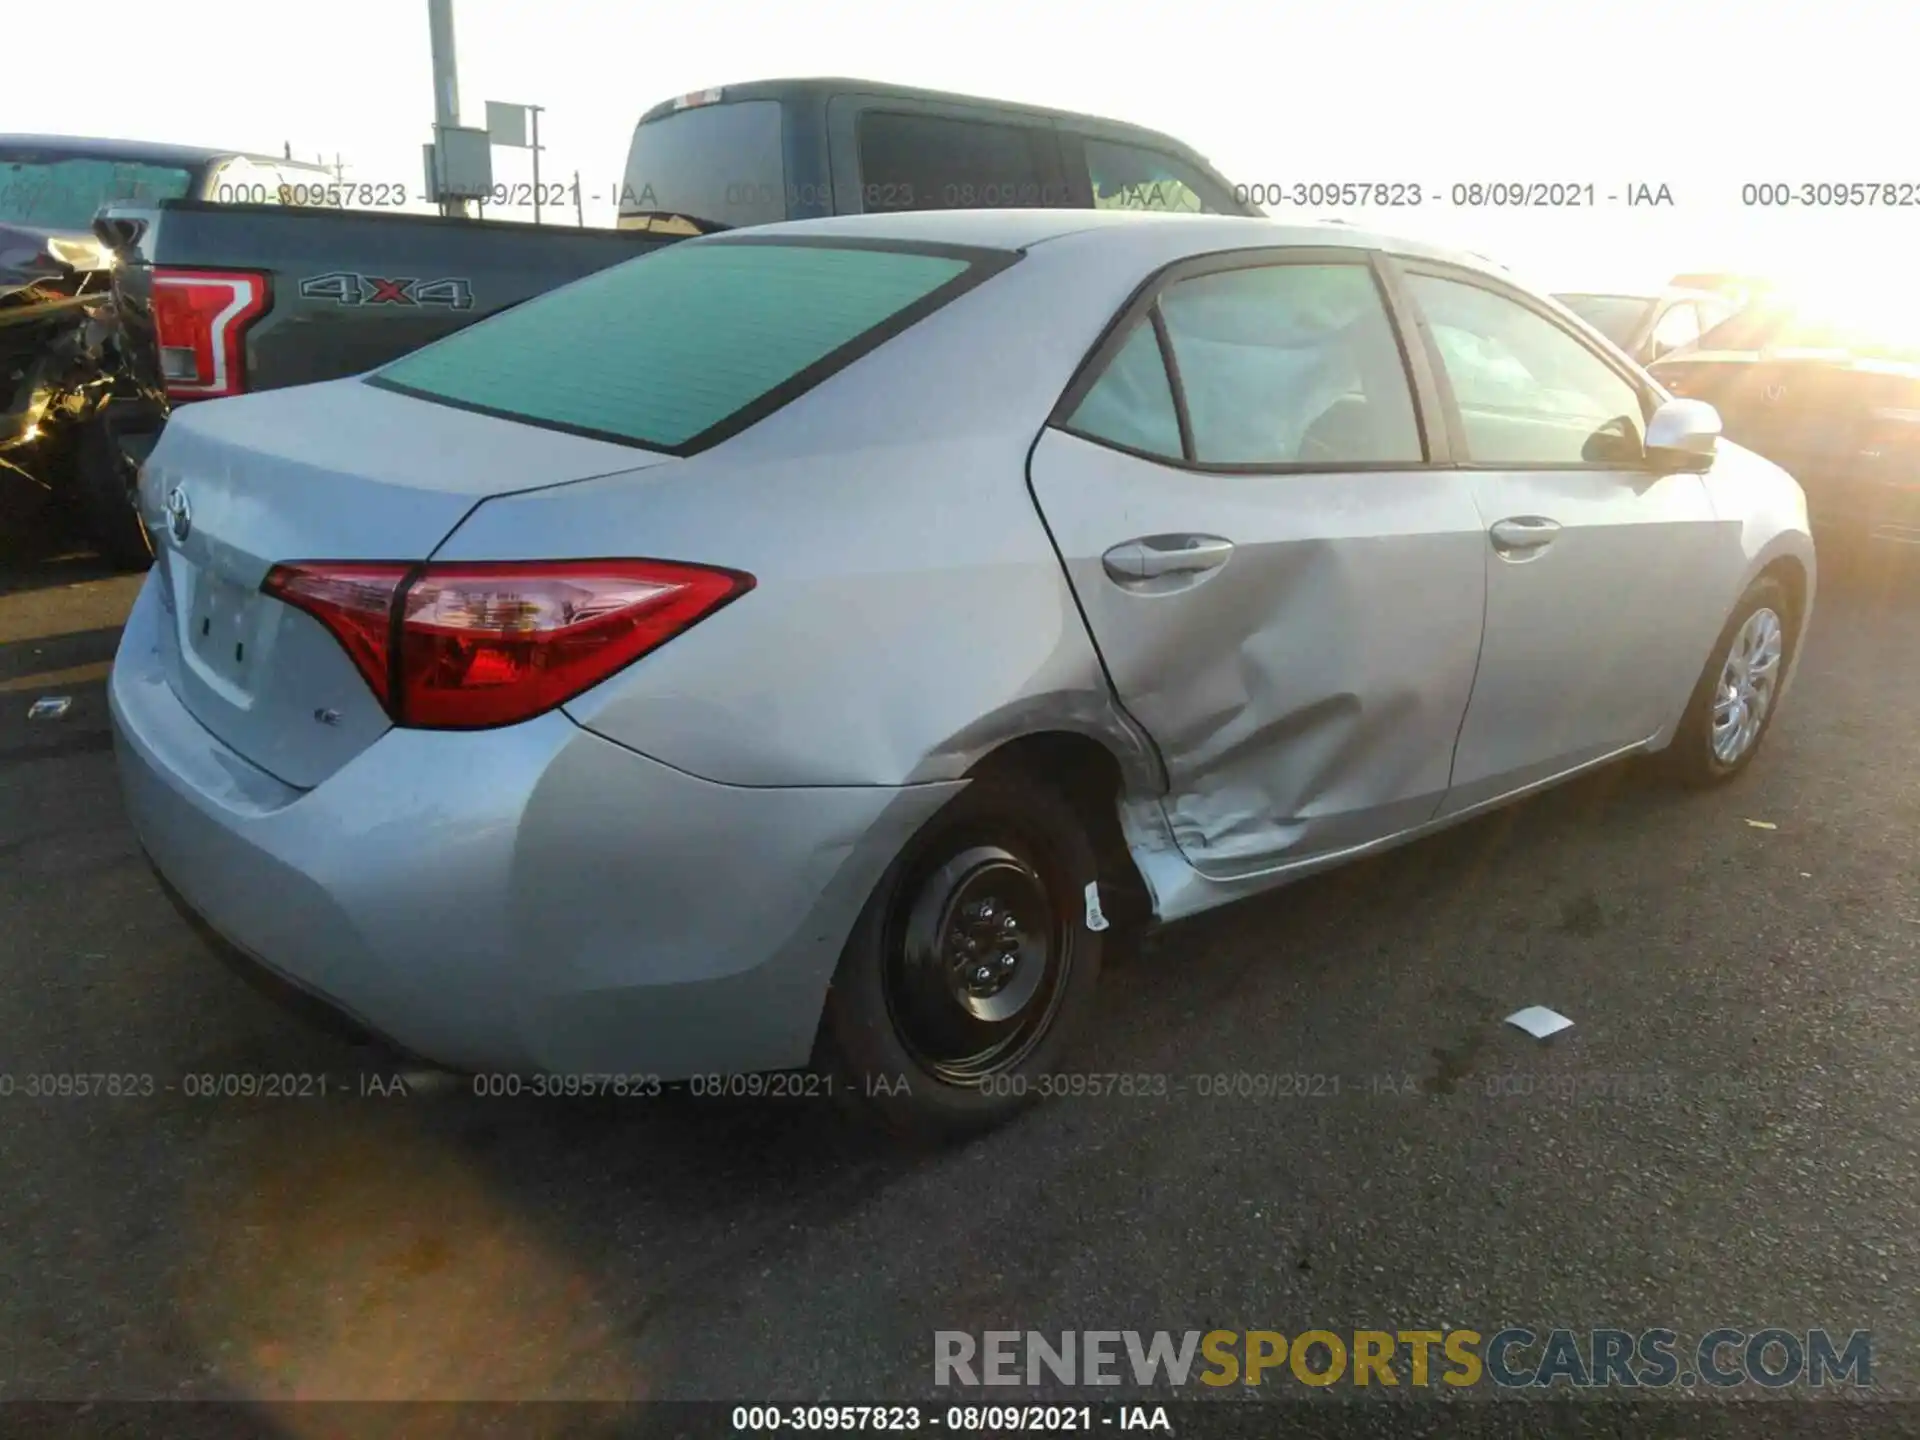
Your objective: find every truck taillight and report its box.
[150,269,268,401]
[263,558,754,729]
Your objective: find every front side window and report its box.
[1081,138,1236,215]
[373,239,997,452]
[1408,274,1647,466]
[855,112,1052,211]
[1156,263,1424,466]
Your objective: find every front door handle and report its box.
[1489,516,1561,558]
[1102,534,1236,583]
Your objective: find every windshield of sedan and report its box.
[1554,293,1655,348]
[0,152,195,231]
[371,237,1008,452]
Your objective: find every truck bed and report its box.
[101,200,674,406]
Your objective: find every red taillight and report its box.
[262,559,754,730]
[262,563,412,707]
[150,268,268,400]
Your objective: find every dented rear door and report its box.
[1027,251,1487,878]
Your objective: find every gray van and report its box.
[618,77,1260,233]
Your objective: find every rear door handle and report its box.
[1489,516,1562,557]
[1102,534,1236,583]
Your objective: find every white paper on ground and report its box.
[27,696,71,720]
[1506,1006,1574,1039]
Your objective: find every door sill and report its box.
[1126,737,1654,925]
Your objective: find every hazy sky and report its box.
[6,0,1916,294]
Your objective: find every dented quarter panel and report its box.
[1026,428,1488,878]
[447,227,1217,793]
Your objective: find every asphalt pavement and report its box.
[2,508,1918,1419]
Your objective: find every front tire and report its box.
[1662,575,1795,786]
[818,774,1106,1140]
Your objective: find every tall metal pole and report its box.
[427,0,469,218]
[530,106,543,225]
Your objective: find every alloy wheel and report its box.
[1711,605,1784,766]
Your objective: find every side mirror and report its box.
[1644,397,1720,473]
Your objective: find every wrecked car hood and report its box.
[1,221,112,301]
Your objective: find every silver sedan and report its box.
[110,210,1815,1136]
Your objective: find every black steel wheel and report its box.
[819,773,1106,1139]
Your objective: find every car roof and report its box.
[1557,287,1723,304]
[636,78,1221,158]
[0,134,330,172]
[728,207,1506,276]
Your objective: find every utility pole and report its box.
[529,105,544,224]
[426,0,469,218]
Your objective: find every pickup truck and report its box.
[90,76,1255,567]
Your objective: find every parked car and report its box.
[1553,286,1740,367]
[0,136,334,564]
[1649,296,1920,547]
[89,78,1257,570]
[110,210,1814,1138]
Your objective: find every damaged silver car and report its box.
[114,211,1815,1139]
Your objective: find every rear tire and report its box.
[1661,575,1795,787]
[818,774,1105,1141]
[69,418,153,572]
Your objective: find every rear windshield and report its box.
[620,100,787,232]
[0,152,194,231]
[370,238,1006,453]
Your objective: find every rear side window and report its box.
[856,112,1054,211]
[1065,321,1184,458]
[371,239,1002,453]
[207,156,285,206]
[1159,264,1424,466]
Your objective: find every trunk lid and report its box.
[138,378,671,787]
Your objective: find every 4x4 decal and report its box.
[298,272,474,309]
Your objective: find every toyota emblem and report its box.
[164,485,192,544]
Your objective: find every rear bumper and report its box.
[109,573,961,1078]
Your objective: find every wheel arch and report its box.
[963,730,1155,929]
[1755,552,1810,644]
